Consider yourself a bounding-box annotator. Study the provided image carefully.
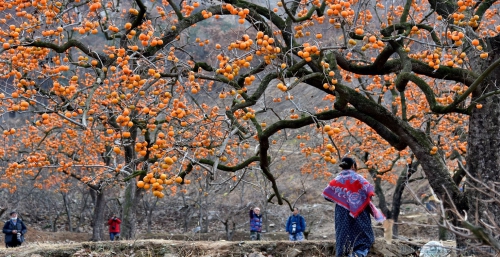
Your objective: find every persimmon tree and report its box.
[1,0,500,243]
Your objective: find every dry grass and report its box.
[0,238,412,257]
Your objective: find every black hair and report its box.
[339,157,356,170]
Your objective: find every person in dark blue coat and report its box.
[2,211,27,248]
[285,207,306,241]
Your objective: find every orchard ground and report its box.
[0,210,450,256]
[0,238,422,257]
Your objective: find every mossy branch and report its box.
[467,90,500,113]
[400,90,408,121]
[473,0,497,29]
[131,0,147,31]
[333,51,477,86]
[373,44,394,69]
[26,39,109,65]
[192,62,215,72]
[244,7,275,43]
[124,170,147,182]
[236,61,267,86]
[281,0,325,22]
[462,220,500,251]
[230,73,277,113]
[400,0,412,23]
[287,72,323,91]
[198,156,261,172]
[225,110,249,134]
[427,0,457,18]
[238,0,287,29]
[258,138,282,205]
[144,5,226,56]
[443,56,500,112]
[394,72,468,114]
[381,23,441,45]
[167,0,184,21]
[177,163,193,182]
[392,45,412,92]
[261,108,405,150]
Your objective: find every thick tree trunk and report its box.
[51,212,61,232]
[198,203,206,233]
[120,141,141,240]
[392,128,467,248]
[77,191,90,232]
[90,189,106,241]
[372,162,418,237]
[398,129,466,211]
[392,161,419,237]
[202,194,209,233]
[371,171,391,219]
[121,180,140,239]
[391,175,406,237]
[146,209,152,234]
[144,197,158,234]
[466,34,500,238]
[180,192,191,233]
[62,193,73,232]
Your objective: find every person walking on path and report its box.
[2,211,27,248]
[286,207,306,241]
[249,207,262,240]
[108,214,121,241]
[322,157,385,257]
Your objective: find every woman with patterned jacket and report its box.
[322,157,385,257]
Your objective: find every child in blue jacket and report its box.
[286,207,306,241]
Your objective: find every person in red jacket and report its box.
[108,214,121,241]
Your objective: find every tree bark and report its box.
[62,193,73,232]
[51,212,61,232]
[391,161,419,236]
[373,162,419,237]
[466,34,500,242]
[396,129,467,212]
[143,197,158,234]
[120,140,141,239]
[202,188,209,233]
[371,170,391,219]
[77,190,90,232]
[90,189,106,241]
[180,192,191,233]
[143,199,152,234]
[120,180,141,239]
